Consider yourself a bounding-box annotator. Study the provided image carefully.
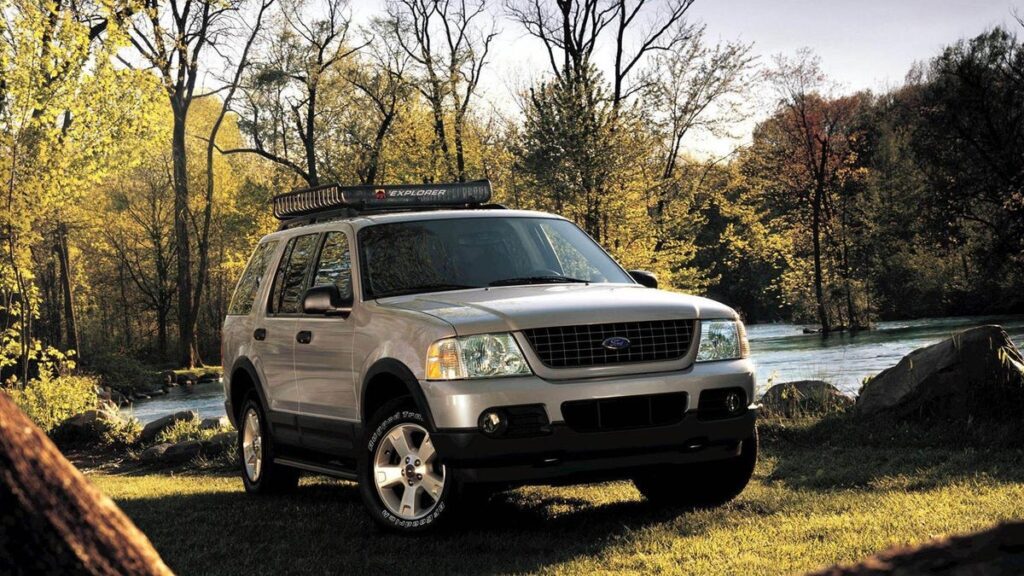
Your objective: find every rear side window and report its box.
[268,233,320,314]
[311,231,353,301]
[227,241,278,316]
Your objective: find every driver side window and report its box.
[311,231,353,302]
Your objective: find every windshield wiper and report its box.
[376,283,476,298]
[489,275,588,287]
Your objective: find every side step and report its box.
[274,457,358,481]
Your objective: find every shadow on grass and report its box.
[115,477,701,576]
[760,413,1024,492]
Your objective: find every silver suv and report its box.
[222,181,757,532]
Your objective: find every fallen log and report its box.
[0,391,172,575]
[809,521,1024,575]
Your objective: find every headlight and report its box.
[426,333,532,380]
[696,320,750,362]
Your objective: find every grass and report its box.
[85,416,1024,576]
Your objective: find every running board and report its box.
[274,457,358,481]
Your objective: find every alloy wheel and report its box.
[373,422,446,520]
[242,407,263,482]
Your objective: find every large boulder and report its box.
[52,409,134,446]
[199,416,229,431]
[162,440,203,463]
[202,432,235,456]
[760,380,853,417]
[139,443,173,463]
[857,325,1024,422]
[138,410,197,444]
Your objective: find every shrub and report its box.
[8,371,98,433]
[85,353,161,395]
[98,404,142,448]
[155,414,223,444]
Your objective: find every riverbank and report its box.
[119,314,1024,424]
[82,416,1024,575]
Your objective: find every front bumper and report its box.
[421,358,756,429]
[432,409,756,485]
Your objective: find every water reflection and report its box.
[748,315,1024,394]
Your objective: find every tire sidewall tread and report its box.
[359,398,453,533]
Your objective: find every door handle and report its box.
[253,328,267,341]
[296,330,312,344]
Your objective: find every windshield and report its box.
[358,217,633,298]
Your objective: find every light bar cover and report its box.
[272,180,492,219]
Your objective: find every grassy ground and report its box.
[85,417,1024,576]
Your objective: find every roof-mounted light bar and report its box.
[272,180,493,220]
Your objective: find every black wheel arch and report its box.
[361,358,437,431]
[227,357,271,428]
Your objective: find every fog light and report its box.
[724,392,744,414]
[479,410,507,436]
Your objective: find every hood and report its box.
[377,283,736,334]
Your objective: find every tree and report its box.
[228,0,360,187]
[757,50,866,334]
[383,0,496,182]
[910,27,1024,311]
[1,0,156,381]
[125,0,266,367]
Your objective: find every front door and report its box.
[295,230,358,455]
[257,232,320,415]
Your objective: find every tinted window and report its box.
[269,234,319,314]
[228,241,278,315]
[311,232,353,301]
[359,217,632,298]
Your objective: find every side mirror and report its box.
[302,285,352,316]
[628,270,658,289]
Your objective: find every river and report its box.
[123,314,1024,424]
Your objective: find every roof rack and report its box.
[272,180,496,224]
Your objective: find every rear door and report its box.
[295,229,358,455]
[257,232,320,415]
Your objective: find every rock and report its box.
[52,409,131,446]
[857,325,1024,422]
[203,432,235,456]
[196,372,220,385]
[138,410,197,444]
[760,381,853,417]
[57,410,102,437]
[140,443,172,463]
[110,388,129,407]
[199,416,229,431]
[162,440,203,463]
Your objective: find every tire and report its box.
[238,392,300,494]
[358,397,456,533]
[633,428,758,509]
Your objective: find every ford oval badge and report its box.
[602,336,631,351]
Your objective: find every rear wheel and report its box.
[358,398,455,532]
[239,393,300,494]
[633,429,757,509]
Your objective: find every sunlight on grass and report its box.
[90,444,1024,576]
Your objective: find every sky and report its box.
[353,0,1024,156]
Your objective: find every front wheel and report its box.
[358,398,455,533]
[633,428,758,509]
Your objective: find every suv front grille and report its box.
[522,319,695,368]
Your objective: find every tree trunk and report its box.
[55,222,79,354]
[0,392,173,575]
[812,186,831,336]
[172,104,196,368]
[118,262,132,350]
